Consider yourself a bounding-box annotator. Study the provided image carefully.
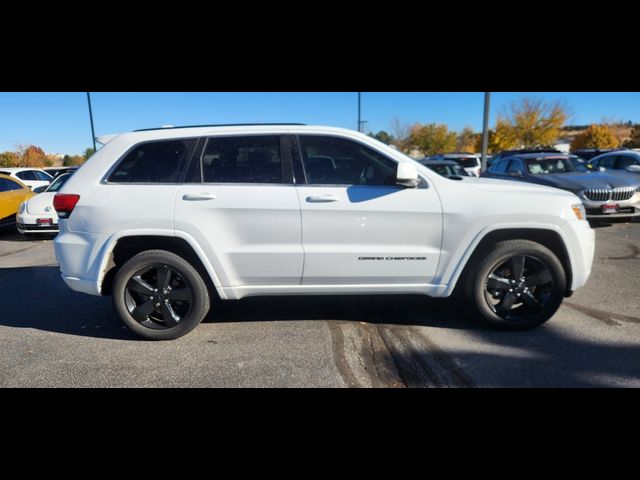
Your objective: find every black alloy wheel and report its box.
[125,264,194,329]
[466,240,566,331]
[112,250,210,340]
[484,254,553,321]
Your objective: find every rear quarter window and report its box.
[108,139,198,183]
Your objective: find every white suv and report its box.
[53,124,595,340]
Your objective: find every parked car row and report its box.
[419,149,640,222]
[0,169,75,236]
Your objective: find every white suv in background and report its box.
[426,153,482,177]
[53,124,595,340]
[0,167,53,190]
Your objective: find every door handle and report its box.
[182,193,217,201]
[306,195,339,203]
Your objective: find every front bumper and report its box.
[584,206,640,219]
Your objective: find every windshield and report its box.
[448,157,479,168]
[426,163,468,178]
[45,173,71,192]
[525,158,575,175]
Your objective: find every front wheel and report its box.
[466,240,567,331]
[112,250,211,340]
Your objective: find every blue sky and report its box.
[1,92,639,154]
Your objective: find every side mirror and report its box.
[508,170,523,178]
[626,164,640,173]
[396,163,419,188]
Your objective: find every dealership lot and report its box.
[1,220,639,388]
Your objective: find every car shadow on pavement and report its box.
[0,266,476,340]
[206,294,477,330]
[0,266,137,340]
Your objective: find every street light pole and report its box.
[481,92,491,173]
[357,92,361,132]
[86,92,97,152]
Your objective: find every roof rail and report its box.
[133,123,306,132]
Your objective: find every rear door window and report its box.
[16,170,37,181]
[200,135,284,184]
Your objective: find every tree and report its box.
[83,147,95,160]
[0,151,19,167]
[369,131,394,145]
[409,123,457,156]
[389,117,412,152]
[570,124,620,150]
[63,154,85,166]
[503,97,569,148]
[623,124,640,148]
[19,145,49,167]
[476,118,519,153]
[456,127,478,153]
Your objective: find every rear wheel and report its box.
[466,240,566,330]
[112,250,210,340]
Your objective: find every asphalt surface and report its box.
[1,220,639,387]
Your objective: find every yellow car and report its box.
[0,174,35,229]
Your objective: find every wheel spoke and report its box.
[161,302,180,327]
[525,269,552,287]
[496,291,517,315]
[486,273,511,290]
[511,256,526,280]
[521,291,542,311]
[132,299,157,322]
[165,288,191,301]
[127,276,154,295]
[157,266,171,290]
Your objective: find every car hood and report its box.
[462,176,578,199]
[530,172,640,191]
[26,192,57,216]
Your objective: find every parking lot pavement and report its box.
[1,221,639,388]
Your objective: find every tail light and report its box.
[53,194,80,219]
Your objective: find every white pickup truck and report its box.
[53,125,595,340]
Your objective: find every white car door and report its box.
[174,135,303,288]
[293,135,442,286]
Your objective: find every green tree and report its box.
[83,147,95,160]
[623,124,640,148]
[409,123,457,156]
[0,151,19,167]
[369,131,394,145]
[503,97,569,148]
[456,127,478,153]
[63,154,85,166]
[571,124,620,150]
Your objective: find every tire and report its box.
[464,240,566,331]
[112,249,211,340]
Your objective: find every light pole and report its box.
[357,92,361,132]
[86,92,97,152]
[357,92,368,133]
[481,92,491,172]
